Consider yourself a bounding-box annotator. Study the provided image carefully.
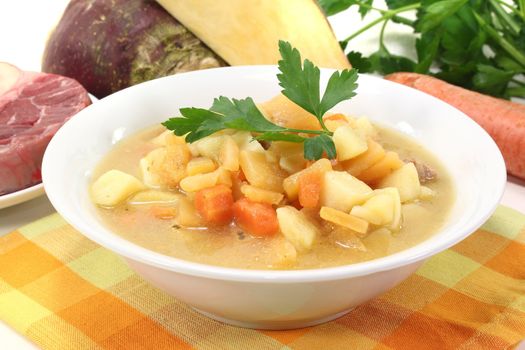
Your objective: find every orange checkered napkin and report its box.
[1,206,524,350]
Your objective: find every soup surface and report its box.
[92,109,454,270]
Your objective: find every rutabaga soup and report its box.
[90,97,454,270]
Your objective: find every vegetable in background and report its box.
[156,0,350,69]
[42,0,225,98]
[319,0,525,99]
[386,72,525,180]
[163,41,359,161]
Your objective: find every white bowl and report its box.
[42,66,506,329]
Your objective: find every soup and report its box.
[90,98,454,270]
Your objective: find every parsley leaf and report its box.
[277,40,359,126]
[304,135,337,160]
[163,41,361,160]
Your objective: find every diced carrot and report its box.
[323,113,347,122]
[194,185,234,225]
[298,170,323,208]
[150,206,178,220]
[233,198,279,237]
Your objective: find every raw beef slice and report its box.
[0,62,91,195]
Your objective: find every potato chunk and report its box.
[239,150,284,192]
[276,206,319,251]
[333,125,368,161]
[129,190,182,205]
[180,167,232,192]
[320,206,369,234]
[240,184,284,205]
[195,134,224,160]
[342,139,385,177]
[350,193,395,226]
[186,157,216,176]
[320,171,373,212]
[219,136,240,171]
[283,158,332,200]
[140,148,166,188]
[91,170,144,206]
[230,131,265,153]
[374,187,402,231]
[176,197,204,227]
[358,151,403,184]
[377,162,421,202]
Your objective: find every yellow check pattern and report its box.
[1,206,524,349]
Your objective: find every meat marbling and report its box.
[0,62,91,195]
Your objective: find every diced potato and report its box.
[270,142,306,173]
[91,170,144,206]
[187,142,200,157]
[377,162,421,202]
[240,184,284,205]
[320,206,369,234]
[176,197,204,227]
[358,151,403,184]
[219,135,240,171]
[129,190,182,205]
[276,206,319,251]
[333,125,368,161]
[179,167,232,192]
[374,188,402,231]
[283,158,332,200]
[186,157,216,176]
[195,134,224,160]
[354,117,377,139]
[230,131,265,153]
[351,193,394,226]
[140,148,167,187]
[163,143,192,187]
[151,130,186,146]
[342,139,385,177]
[320,171,373,212]
[330,227,366,251]
[239,150,284,192]
[259,94,321,131]
[216,167,233,187]
[350,206,382,225]
[420,185,435,200]
[180,172,218,192]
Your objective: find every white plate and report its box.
[0,183,45,210]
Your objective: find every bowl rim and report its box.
[42,65,507,283]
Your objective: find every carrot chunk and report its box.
[150,206,178,220]
[233,198,279,237]
[194,185,234,225]
[298,170,323,208]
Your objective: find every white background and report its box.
[1,1,524,348]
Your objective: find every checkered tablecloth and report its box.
[1,206,524,349]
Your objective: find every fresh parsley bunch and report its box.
[319,0,525,99]
[163,41,359,160]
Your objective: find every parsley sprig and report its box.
[162,41,358,160]
[319,0,525,99]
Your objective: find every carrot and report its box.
[150,206,178,220]
[385,72,525,180]
[298,170,323,208]
[194,185,234,225]
[233,198,279,237]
